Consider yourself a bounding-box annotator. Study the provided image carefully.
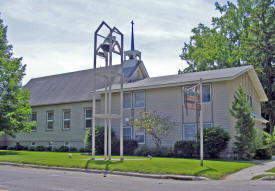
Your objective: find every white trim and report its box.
[84,107,92,129]
[46,111,54,130]
[62,110,71,130]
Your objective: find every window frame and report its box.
[46,111,54,131]
[123,126,133,140]
[123,92,132,109]
[64,141,70,148]
[62,109,71,130]
[182,84,211,105]
[202,84,211,103]
[183,123,212,140]
[134,91,145,108]
[134,128,145,144]
[30,112,37,131]
[84,107,92,129]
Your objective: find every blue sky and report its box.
[0,0,228,84]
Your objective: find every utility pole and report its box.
[199,78,203,167]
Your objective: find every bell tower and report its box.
[124,20,141,62]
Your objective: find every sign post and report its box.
[199,78,203,167]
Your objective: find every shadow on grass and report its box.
[0,151,22,155]
[194,167,217,177]
[84,159,123,171]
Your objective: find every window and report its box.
[46,111,54,130]
[63,110,71,129]
[84,108,92,129]
[30,112,37,131]
[123,92,132,109]
[184,124,197,141]
[31,142,36,147]
[184,123,212,140]
[134,128,145,144]
[202,85,211,102]
[64,142,70,147]
[123,127,132,140]
[134,91,145,108]
[249,96,253,108]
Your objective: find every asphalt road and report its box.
[0,165,274,191]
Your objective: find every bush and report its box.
[254,148,272,160]
[69,147,77,152]
[7,146,14,150]
[79,148,90,153]
[46,146,53,151]
[29,147,35,151]
[85,126,116,154]
[58,146,69,152]
[36,146,46,151]
[150,146,174,157]
[202,126,230,158]
[123,140,138,155]
[134,145,151,156]
[23,146,28,151]
[0,146,8,150]
[174,140,197,158]
[14,142,24,150]
[134,145,173,157]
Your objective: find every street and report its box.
[0,166,274,191]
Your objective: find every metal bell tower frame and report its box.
[92,21,124,161]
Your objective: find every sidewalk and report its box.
[225,156,275,181]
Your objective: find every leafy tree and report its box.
[0,15,33,136]
[133,111,176,147]
[230,87,257,160]
[179,0,275,136]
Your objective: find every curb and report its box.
[0,162,209,181]
[259,176,275,181]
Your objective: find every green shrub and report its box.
[150,146,174,157]
[134,145,151,156]
[202,126,230,158]
[134,145,173,157]
[85,126,116,154]
[14,142,24,150]
[123,140,138,155]
[7,146,14,150]
[254,148,272,160]
[69,147,77,152]
[0,146,8,150]
[29,147,35,151]
[23,146,28,151]
[46,146,53,151]
[36,146,46,151]
[58,146,69,152]
[174,140,197,158]
[79,148,90,153]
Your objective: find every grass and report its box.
[0,150,254,179]
[267,167,275,173]
[252,174,275,180]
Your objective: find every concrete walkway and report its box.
[225,156,275,181]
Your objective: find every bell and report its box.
[100,35,116,52]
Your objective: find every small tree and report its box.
[133,111,176,147]
[230,87,257,160]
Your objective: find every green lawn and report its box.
[267,167,275,173]
[0,150,254,179]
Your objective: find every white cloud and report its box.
[0,0,224,84]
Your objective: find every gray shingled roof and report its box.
[98,65,253,91]
[25,64,139,106]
